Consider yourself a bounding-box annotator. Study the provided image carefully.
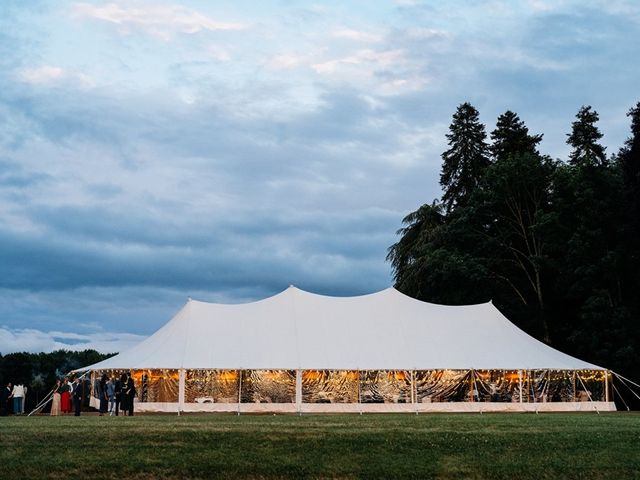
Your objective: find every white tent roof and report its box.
[82,286,603,371]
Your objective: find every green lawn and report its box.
[1,413,639,479]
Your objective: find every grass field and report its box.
[1,413,639,479]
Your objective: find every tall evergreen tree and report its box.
[490,111,543,161]
[618,102,640,207]
[440,102,490,213]
[388,101,640,383]
[567,105,607,167]
[550,158,625,359]
[558,105,621,315]
[614,102,640,375]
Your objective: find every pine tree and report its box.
[388,102,640,379]
[490,111,543,161]
[618,102,640,200]
[439,102,490,213]
[616,101,640,317]
[616,101,640,378]
[566,105,607,167]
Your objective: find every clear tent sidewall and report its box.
[88,368,615,413]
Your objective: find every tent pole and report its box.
[531,371,536,404]
[296,370,302,415]
[518,370,523,405]
[358,371,362,415]
[469,370,474,402]
[605,370,610,403]
[237,370,242,416]
[572,370,576,403]
[412,370,418,415]
[410,370,415,406]
[178,369,185,416]
[547,370,551,403]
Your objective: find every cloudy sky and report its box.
[1,0,638,354]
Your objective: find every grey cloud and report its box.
[0,285,188,334]
[28,205,217,248]
[0,159,51,187]
[2,0,638,349]
[0,203,395,293]
[5,76,440,208]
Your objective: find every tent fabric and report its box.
[81,286,603,371]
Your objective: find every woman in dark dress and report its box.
[119,373,129,415]
[125,372,136,416]
[99,373,108,416]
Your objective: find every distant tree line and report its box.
[388,102,640,382]
[0,349,112,411]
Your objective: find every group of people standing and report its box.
[93,372,136,417]
[48,373,136,416]
[94,372,136,416]
[2,372,136,417]
[0,382,27,416]
[49,377,82,416]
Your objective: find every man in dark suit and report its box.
[72,378,83,416]
[0,382,10,416]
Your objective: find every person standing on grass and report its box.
[6,382,13,414]
[106,376,116,416]
[0,382,10,416]
[98,373,108,416]
[119,373,129,415]
[114,375,122,416]
[50,379,62,416]
[9,383,25,415]
[72,378,82,416]
[60,378,72,414]
[125,372,136,416]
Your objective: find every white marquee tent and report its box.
[79,286,615,413]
